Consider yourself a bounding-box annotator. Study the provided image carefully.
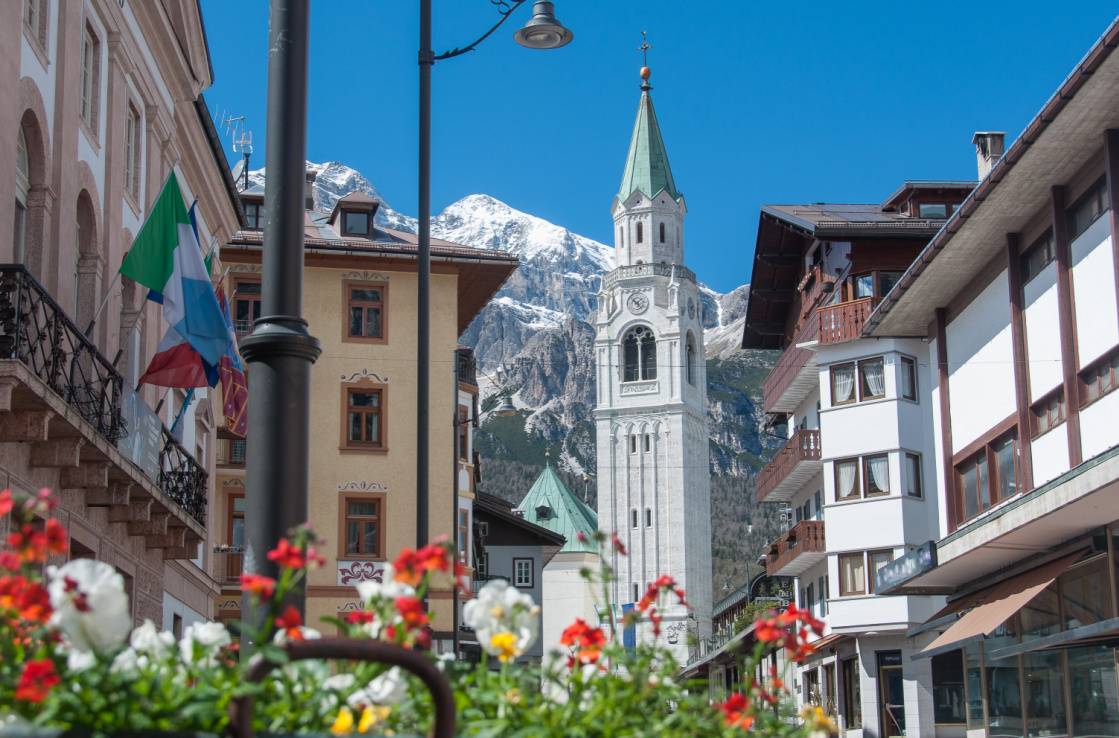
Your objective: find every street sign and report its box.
[875,541,937,594]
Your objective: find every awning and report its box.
[802,633,847,661]
[919,552,1084,657]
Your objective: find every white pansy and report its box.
[323,673,357,692]
[462,579,540,661]
[110,648,140,675]
[347,667,408,708]
[355,566,414,602]
[66,649,96,672]
[130,619,175,657]
[179,621,231,665]
[47,559,131,653]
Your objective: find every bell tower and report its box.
[594,44,713,664]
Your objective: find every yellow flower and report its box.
[505,688,522,704]
[331,707,355,736]
[358,705,391,733]
[800,705,838,734]
[490,631,521,663]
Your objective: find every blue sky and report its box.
[201,2,1117,293]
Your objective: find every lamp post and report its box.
[415,1,572,553]
[240,0,322,632]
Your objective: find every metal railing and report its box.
[0,264,207,524]
[213,545,245,585]
[755,428,821,503]
[455,347,477,387]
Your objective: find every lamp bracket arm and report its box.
[433,0,526,61]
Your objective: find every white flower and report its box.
[131,619,175,656]
[272,625,322,644]
[348,667,408,708]
[323,673,357,692]
[110,648,139,675]
[462,579,540,662]
[179,621,231,665]
[47,559,131,654]
[66,649,96,672]
[355,566,414,602]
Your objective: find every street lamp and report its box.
[415,0,573,550]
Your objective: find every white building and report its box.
[594,67,713,663]
[742,15,1119,738]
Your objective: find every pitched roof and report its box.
[514,462,598,554]
[617,85,680,204]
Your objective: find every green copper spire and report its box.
[617,70,680,204]
[515,462,598,554]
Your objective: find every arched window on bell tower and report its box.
[659,222,666,243]
[686,332,697,386]
[636,221,643,244]
[623,326,657,382]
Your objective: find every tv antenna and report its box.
[219,112,254,191]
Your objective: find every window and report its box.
[659,222,665,243]
[80,23,100,134]
[342,210,371,237]
[842,658,862,727]
[854,274,874,298]
[839,552,866,596]
[622,326,657,381]
[931,651,966,725]
[476,551,488,578]
[15,126,28,263]
[1021,231,1055,286]
[243,201,264,230]
[24,0,48,48]
[817,575,827,616]
[124,104,141,200]
[1080,347,1119,406]
[813,490,823,519]
[805,583,814,613]
[631,509,638,529]
[863,454,890,497]
[230,439,246,465]
[905,453,922,498]
[617,226,623,245]
[632,583,639,603]
[1067,176,1109,242]
[834,458,860,501]
[830,363,856,405]
[645,508,652,527]
[900,356,917,400]
[919,203,949,219]
[513,558,533,588]
[233,280,261,337]
[686,334,697,386]
[342,496,383,558]
[858,357,885,400]
[643,433,650,452]
[636,222,643,243]
[954,431,1018,527]
[867,549,893,594]
[171,613,183,641]
[346,283,386,341]
[629,435,637,454]
[457,406,469,461]
[878,271,903,296]
[457,509,469,563]
[1031,389,1065,437]
[343,386,385,450]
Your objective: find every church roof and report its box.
[617,81,680,204]
[515,461,598,555]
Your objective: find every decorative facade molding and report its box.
[341,271,392,282]
[221,478,244,488]
[337,480,389,492]
[619,380,658,396]
[337,560,387,586]
[340,369,389,384]
[228,263,263,274]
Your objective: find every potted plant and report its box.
[0,489,829,737]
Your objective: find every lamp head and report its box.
[493,394,517,417]
[514,2,573,50]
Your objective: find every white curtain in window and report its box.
[833,368,855,403]
[837,461,857,499]
[862,360,885,397]
[868,455,889,493]
[842,555,865,595]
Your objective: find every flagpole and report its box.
[85,269,123,337]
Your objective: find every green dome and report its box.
[515,463,599,554]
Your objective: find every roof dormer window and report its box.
[343,210,371,237]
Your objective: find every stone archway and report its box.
[75,189,102,333]
[16,79,53,279]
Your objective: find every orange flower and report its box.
[275,605,304,640]
[394,595,429,629]
[15,659,59,703]
[718,693,754,730]
[561,618,607,665]
[393,543,450,587]
[240,574,277,599]
[755,616,784,643]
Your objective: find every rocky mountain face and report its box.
[245,161,784,587]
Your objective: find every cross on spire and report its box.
[638,30,651,67]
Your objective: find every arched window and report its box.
[659,222,665,243]
[636,222,643,243]
[617,226,623,245]
[686,333,697,386]
[15,126,29,263]
[623,326,657,382]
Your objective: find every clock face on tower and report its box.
[628,292,649,315]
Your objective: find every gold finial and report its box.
[638,31,652,87]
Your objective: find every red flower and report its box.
[240,574,277,599]
[43,519,67,556]
[0,489,13,517]
[561,618,607,665]
[755,616,784,643]
[649,610,664,638]
[345,610,376,625]
[15,659,60,703]
[576,531,588,543]
[393,542,450,587]
[267,539,308,570]
[0,550,19,571]
[718,692,754,730]
[610,533,627,556]
[0,575,51,623]
[62,576,91,613]
[394,595,429,629]
[275,605,304,640]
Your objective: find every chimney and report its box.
[972,132,1006,180]
[304,169,318,211]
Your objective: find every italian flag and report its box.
[120,172,228,366]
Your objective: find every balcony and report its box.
[818,297,880,345]
[763,519,826,577]
[456,347,477,388]
[761,316,819,414]
[755,428,821,503]
[0,265,206,558]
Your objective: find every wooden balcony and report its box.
[818,297,880,345]
[763,519,826,577]
[761,316,819,414]
[755,429,822,503]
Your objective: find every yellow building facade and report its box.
[212,185,515,641]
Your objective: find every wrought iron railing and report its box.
[455,347,477,387]
[0,264,206,524]
[0,265,125,442]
